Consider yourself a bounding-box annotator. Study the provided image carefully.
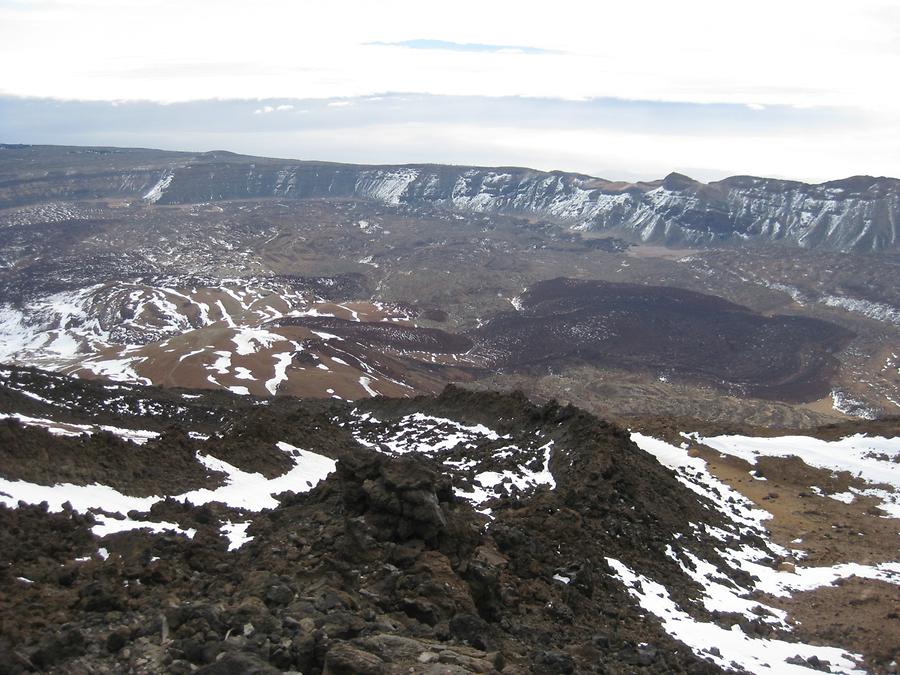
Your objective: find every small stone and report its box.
[418,651,439,663]
[167,659,194,675]
[448,613,491,650]
[637,644,658,666]
[106,629,129,653]
[195,652,281,674]
[266,583,294,606]
[591,633,609,648]
[323,642,385,675]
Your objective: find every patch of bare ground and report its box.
[467,367,842,428]
[796,415,900,441]
[627,244,698,260]
[802,394,851,417]
[0,421,226,496]
[630,411,900,443]
[688,446,900,567]
[765,579,900,673]
[625,414,900,565]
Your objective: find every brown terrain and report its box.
[1,146,899,673]
[628,415,900,671]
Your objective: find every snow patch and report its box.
[265,352,293,395]
[143,172,173,204]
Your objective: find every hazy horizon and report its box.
[0,93,884,184]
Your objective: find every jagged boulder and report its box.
[338,451,452,543]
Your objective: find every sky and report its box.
[1,0,899,182]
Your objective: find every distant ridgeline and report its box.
[1,144,898,251]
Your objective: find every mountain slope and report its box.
[2,144,899,252]
[2,370,898,673]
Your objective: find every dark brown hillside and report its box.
[471,278,854,401]
[0,380,748,674]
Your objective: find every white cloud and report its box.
[2,0,899,179]
[1,0,898,112]
[253,104,294,114]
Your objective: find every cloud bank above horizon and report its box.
[1,0,899,181]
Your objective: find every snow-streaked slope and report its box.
[629,432,900,675]
[344,410,556,513]
[0,277,427,399]
[606,557,868,675]
[0,441,336,548]
[692,432,900,517]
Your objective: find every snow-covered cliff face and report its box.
[140,161,898,252]
[613,173,900,251]
[392,168,900,252]
[2,146,897,251]
[718,176,900,251]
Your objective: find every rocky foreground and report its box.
[0,369,898,674]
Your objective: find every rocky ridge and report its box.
[2,145,899,252]
[1,367,898,673]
